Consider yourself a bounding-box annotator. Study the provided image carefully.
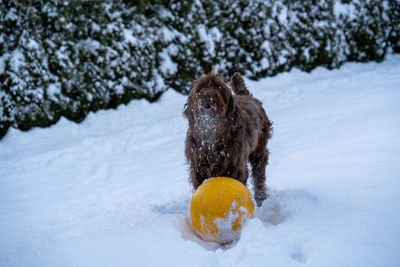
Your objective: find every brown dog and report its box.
[184,71,272,206]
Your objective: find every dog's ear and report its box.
[183,89,195,119]
[230,72,251,96]
[183,97,191,118]
[225,93,236,117]
[183,99,194,119]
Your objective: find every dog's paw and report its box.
[254,190,268,207]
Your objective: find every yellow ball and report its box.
[189,177,255,243]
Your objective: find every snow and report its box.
[211,201,249,244]
[27,38,40,50]
[123,29,137,44]
[9,49,24,72]
[1,55,400,266]
[161,26,176,43]
[4,7,18,21]
[277,5,288,26]
[333,1,357,20]
[197,25,216,55]
[159,49,178,76]
[46,83,61,101]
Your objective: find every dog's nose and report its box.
[203,93,214,110]
[204,93,213,100]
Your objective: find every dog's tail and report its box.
[229,72,251,96]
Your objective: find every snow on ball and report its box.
[189,177,255,243]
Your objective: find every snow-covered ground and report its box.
[1,55,400,267]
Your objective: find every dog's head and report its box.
[184,71,235,123]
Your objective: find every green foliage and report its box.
[0,0,398,139]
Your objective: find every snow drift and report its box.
[0,55,399,266]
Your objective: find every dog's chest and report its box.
[194,139,231,163]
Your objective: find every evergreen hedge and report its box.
[0,0,399,139]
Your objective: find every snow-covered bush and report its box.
[0,0,399,138]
